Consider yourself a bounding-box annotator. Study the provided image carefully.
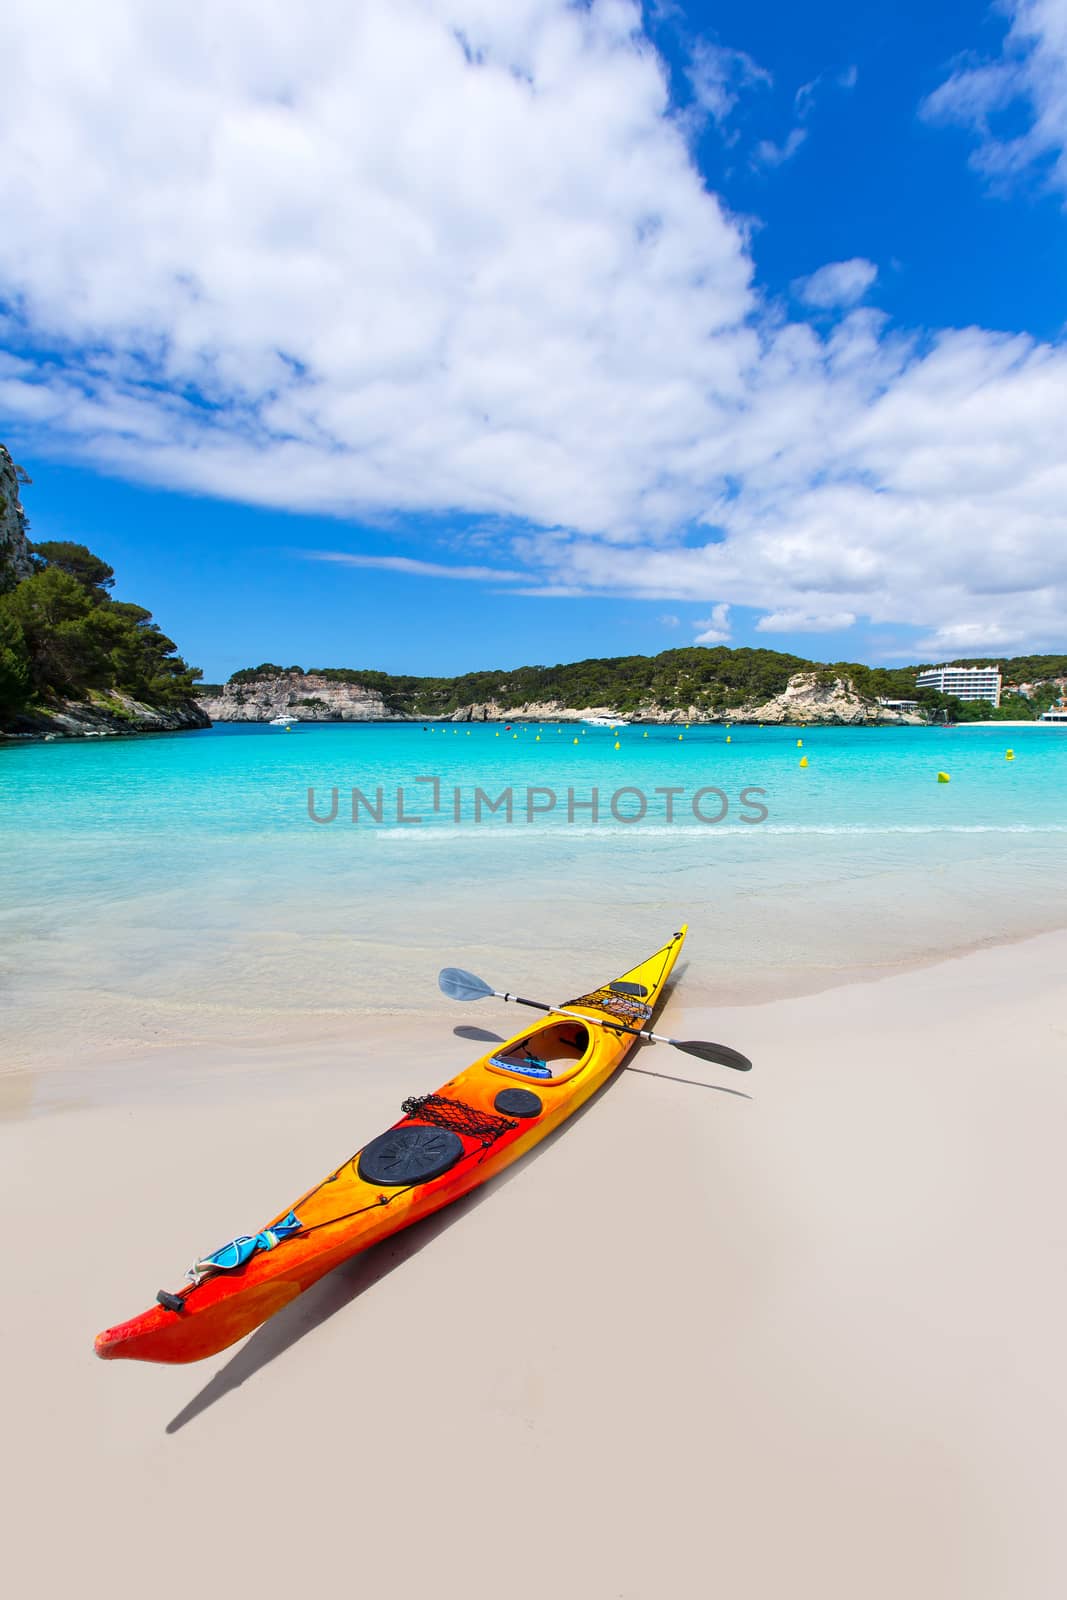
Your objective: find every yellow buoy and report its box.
[726,723,731,730]
[614,740,620,750]
[726,735,731,744]
[799,756,808,768]
[643,731,648,738]
[1005,749,1014,760]
[796,739,803,748]
[937,771,951,783]
[535,735,540,742]
[678,734,683,741]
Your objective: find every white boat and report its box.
[583,715,628,727]
[269,714,299,726]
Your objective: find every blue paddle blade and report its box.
[439,966,494,1002]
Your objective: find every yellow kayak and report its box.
[95,928,689,1364]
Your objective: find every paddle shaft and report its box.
[438,967,751,1070]
[496,990,675,1050]
[490,989,752,1071]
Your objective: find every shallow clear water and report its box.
[3,721,1066,1062]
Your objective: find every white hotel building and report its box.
[915,664,1002,707]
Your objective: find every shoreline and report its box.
[5,719,1065,1082]
[6,917,1067,1109]
[4,928,1065,1598]
[6,713,1064,745]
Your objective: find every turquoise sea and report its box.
[3,721,1067,1064]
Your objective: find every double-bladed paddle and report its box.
[438,966,752,1072]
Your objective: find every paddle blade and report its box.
[676,1040,753,1072]
[438,966,495,1003]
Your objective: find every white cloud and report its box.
[693,602,731,644]
[304,551,524,582]
[752,127,808,168]
[659,612,681,627]
[0,1,1064,655]
[795,63,858,117]
[0,0,755,540]
[686,38,771,127]
[922,0,1067,199]
[755,609,857,633]
[915,621,1023,655]
[795,258,878,308]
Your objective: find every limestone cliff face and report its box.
[199,670,924,725]
[445,678,921,725]
[733,672,923,725]
[0,445,34,585]
[11,691,210,738]
[197,672,393,722]
[445,699,618,723]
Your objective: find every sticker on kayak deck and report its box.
[489,1054,552,1078]
[358,1125,464,1187]
[493,1088,543,1118]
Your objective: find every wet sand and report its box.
[2,930,1065,1599]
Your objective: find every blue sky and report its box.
[1,0,1065,680]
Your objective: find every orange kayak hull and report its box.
[95,929,687,1364]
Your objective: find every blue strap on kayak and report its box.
[490,1054,552,1079]
[186,1210,302,1284]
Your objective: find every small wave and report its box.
[371,822,1067,842]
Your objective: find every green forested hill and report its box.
[215,647,812,716]
[202,649,1067,722]
[0,540,203,729]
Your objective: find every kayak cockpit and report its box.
[488,1020,591,1083]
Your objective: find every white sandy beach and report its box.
[2,929,1066,1600]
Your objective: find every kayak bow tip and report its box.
[94,1326,121,1360]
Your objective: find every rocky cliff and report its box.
[197,672,393,722]
[443,674,921,724]
[0,445,34,585]
[198,670,923,725]
[736,672,923,725]
[9,690,210,739]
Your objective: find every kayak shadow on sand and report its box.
[165,1184,489,1434]
[166,964,747,1435]
[164,1082,617,1435]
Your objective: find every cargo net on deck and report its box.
[568,986,653,1024]
[401,1093,516,1148]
